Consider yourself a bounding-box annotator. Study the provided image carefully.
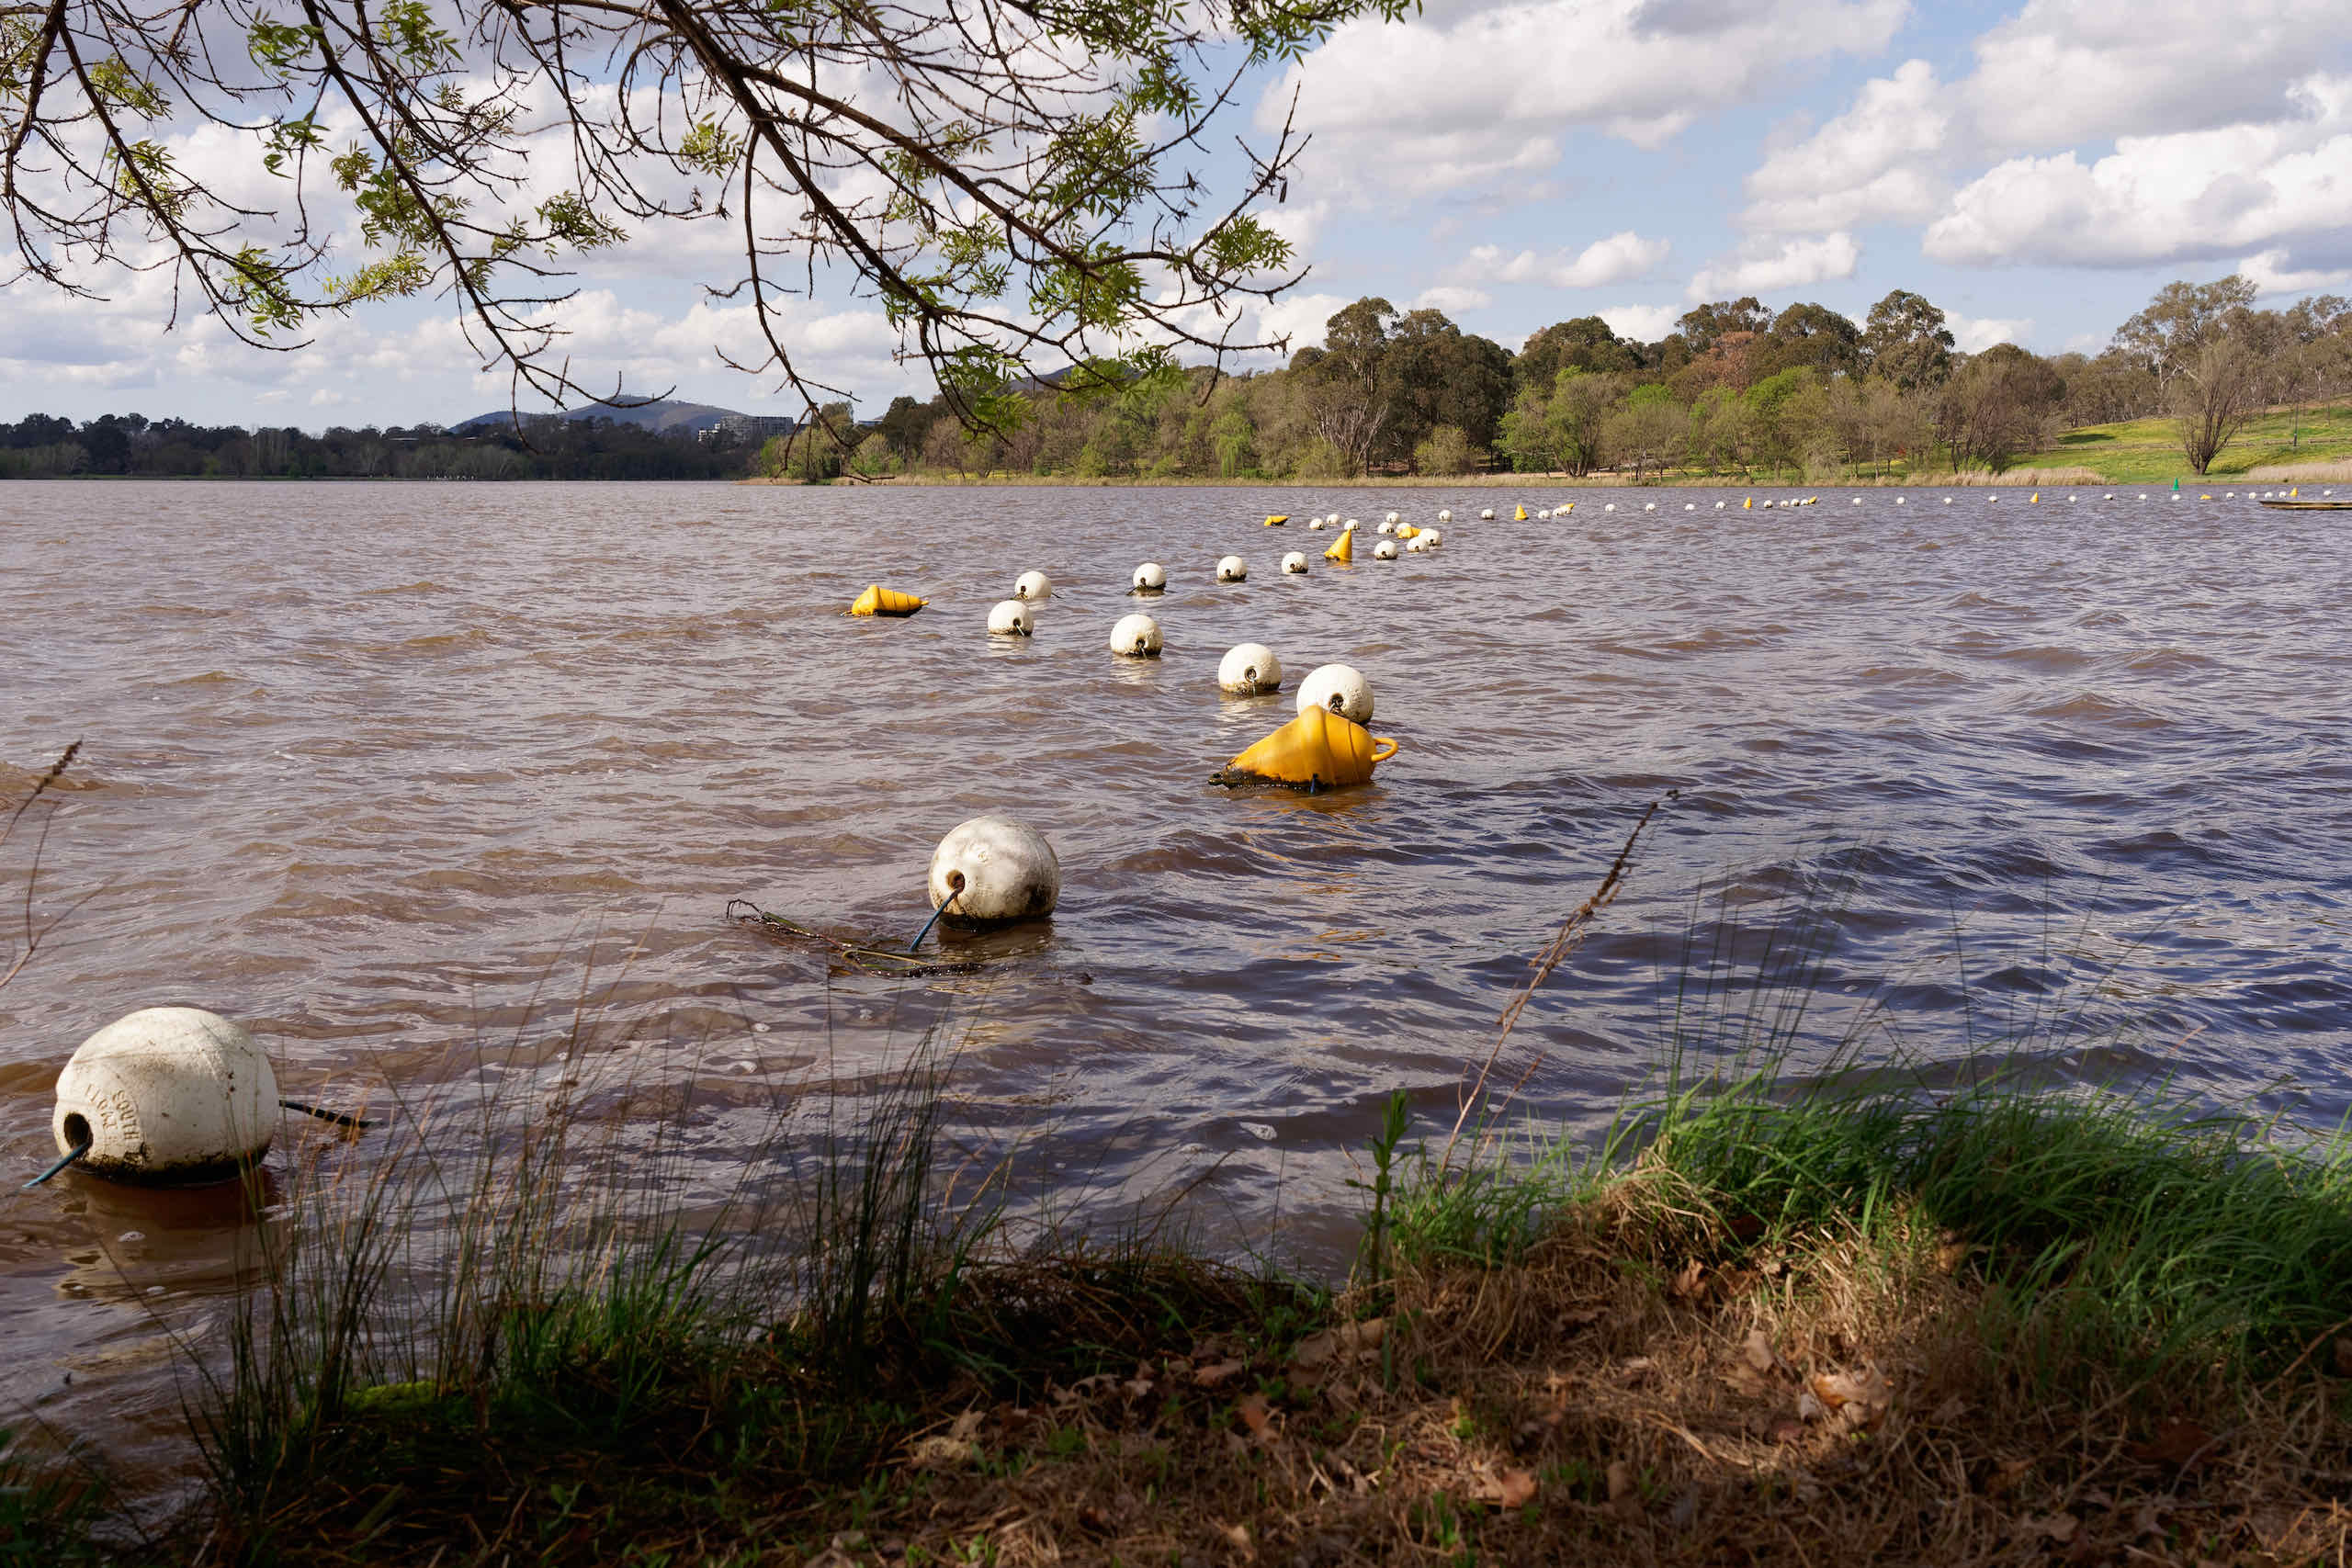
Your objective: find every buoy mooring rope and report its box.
[279,1099,376,1132]
[908,886,958,953]
[23,1140,90,1190]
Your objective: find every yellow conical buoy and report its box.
[850,585,926,617]
[1743,497,1752,509]
[1324,529,1353,563]
[1395,523,1419,539]
[2291,487,2299,498]
[2030,491,2039,503]
[1264,514,1289,527]
[1513,504,1528,521]
[1215,706,1397,791]
[1561,502,1573,513]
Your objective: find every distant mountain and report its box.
[452,399,756,435]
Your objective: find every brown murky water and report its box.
[6,479,2352,1494]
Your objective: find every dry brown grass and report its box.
[800,1194,2351,1568]
[2243,458,2352,482]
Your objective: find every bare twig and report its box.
[1441,794,1670,1172]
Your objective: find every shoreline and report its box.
[18,1051,2352,1565]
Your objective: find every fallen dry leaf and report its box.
[1470,1467,1539,1508]
[1235,1393,1274,1440]
[948,1409,985,1442]
[1722,1364,1770,1399]
[1606,1460,1641,1522]
[1806,1365,1893,1431]
[1769,1418,1807,1445]
[1560,1306,1604,1330]
[1741,1328,1776,1375]
[1216,1518,1256,1562]
[1193,1359,1246,1388]
[1671,1258,1706,1298]
[1293,1317,1387,1370]
[2126,1416,2216,1472]
[907,1435,979,1470]
[1985,1457,2033,1496]
[2019,1512,2079,1544]
[1930,1394,1970,1425]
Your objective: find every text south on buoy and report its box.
[51,1007,280,1185]
[927,816,1059,928]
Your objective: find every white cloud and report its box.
[1250,291,1357,355]
[1923,75,2352,268]
[1687,232,1860,298]
[2240,246,2352,296]
[1256,0,1906,202]
[1949,312,2034,353]
[1740,60,1950,232]
[1412,285,1493,313]
[1595,302,1683,342]
[1454,231,1671,288]
[1962,0,2352,152]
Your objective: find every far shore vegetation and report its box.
[7,761,2352,1563]
[9,278,2350,493]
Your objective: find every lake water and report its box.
[5,479,2351,1493]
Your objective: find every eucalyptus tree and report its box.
[1860,288,1953,390]
[0,0,1406,424]
[2111,276,2256,399]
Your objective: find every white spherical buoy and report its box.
[1376,519,1396,535]
[1281,550,1308,574]
[1405,534,1430,552]
[1714,501,1725,509]
[1326,512,1341,524]
[1216,554,1247,582]
[1296,663,1373,725]
[1643,502,1656,511]
[1372,537,1399,559]
[1342,518,1358,532]
[1013,570,1052,601]
[927,815,1059,928]
[1217,642,1283,694]
[1438,509,1453,522]
[52,1008,278,1186]
[1421,527,1442,547]
[1109,612,1161,658]
[988,600,1035,637]
[1132,560,1167,592]
[1603,502,1616,512]
[1479,507,1496,519]
[1308,519,1328,531]
[1385,511,1400,525]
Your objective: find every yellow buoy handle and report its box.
[1370,738,1398,762]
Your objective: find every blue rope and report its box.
[23,1141,89,1190]
[908,897,953,953]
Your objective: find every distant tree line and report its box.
[0,413,761,480]
[833,280,2352,482]
[17,281,2349,485]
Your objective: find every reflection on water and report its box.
[4,479,2352,1486]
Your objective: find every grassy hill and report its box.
[2036,402,2352,483]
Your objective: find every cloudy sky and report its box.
[6,0,2350,427]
